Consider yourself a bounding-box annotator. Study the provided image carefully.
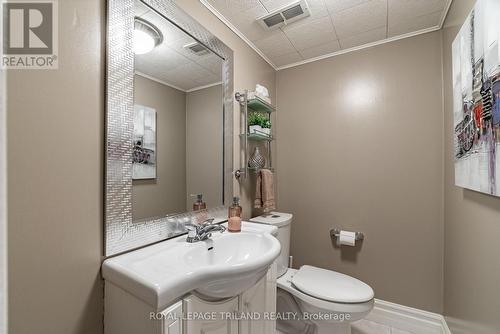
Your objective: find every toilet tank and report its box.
[250,212,293,277]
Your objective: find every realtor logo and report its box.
[2,1,58,69]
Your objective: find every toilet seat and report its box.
[292,265,374,303]
[277,268,374,317]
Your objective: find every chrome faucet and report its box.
[185,218,226,243]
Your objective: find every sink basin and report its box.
[184,232,278,298]
[102,222,281,310]
[184,232,276,267]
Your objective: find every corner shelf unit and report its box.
[234,90,275,179]
[239,132,274,142]
[246,95,275,113]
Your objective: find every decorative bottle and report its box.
[192,194,206,211]
[228,197,242,232]
[248,146,265,170]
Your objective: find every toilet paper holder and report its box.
[329,228,364,241]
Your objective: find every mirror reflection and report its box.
[132,0,224,222]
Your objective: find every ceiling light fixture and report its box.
[134,17,163,55]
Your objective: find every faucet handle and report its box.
[187,229,197,239]
[185,223,198,241]
[185,222,199,232]
[200,218,215,226]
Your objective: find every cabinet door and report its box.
[160,301,183,334]
[239,275,267,334]
[184,294,239,334]
[239,266,277,334]
[264,263,277,334]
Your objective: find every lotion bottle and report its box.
[192,194,206,211]
[228,197,242,232]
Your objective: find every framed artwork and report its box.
[133,104,157,179]
[452,0,500,196]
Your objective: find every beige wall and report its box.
[442,1,500,333]
[0,1,6,329]
[7,0,105,333]
[276,32,444,312]
[186,85,223,209]
[133,74,187,220]
[174,0,276,218]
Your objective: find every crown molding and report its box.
[134,71,187,92]
[276,25,442,70]
[199,0,455,72]
[439,0,454,29]
[186,81,222,93]
[135,71,222,93]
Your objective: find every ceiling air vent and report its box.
[184,42,210,56]
[257,0,310,30]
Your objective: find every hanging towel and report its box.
[254,169,276,211]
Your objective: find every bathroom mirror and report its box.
[105,0,233,256]
[132,0,224,221]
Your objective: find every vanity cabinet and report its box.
[239,274,267,334]
[184,294,239,334]
[239,265,277,334]
[104,265,277,334]
[160,301,183,334]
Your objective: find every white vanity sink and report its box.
[102,222,280,310]
[184,232,278,299]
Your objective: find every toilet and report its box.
[250,212,374,334]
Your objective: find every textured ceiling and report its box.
[135,0,222,91]
[202,0,452,69]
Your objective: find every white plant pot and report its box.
[260,128,271,136]
[249,125,262,134]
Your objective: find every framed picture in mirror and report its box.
[133,104,157,180]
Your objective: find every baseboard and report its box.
[365,299,451,334]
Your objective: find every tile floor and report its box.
[352,319,414,334]
[276,319,415,333]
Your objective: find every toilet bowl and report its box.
[276,266,374,334]
[250,213,374,334]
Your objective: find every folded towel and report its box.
[254,169,276,212]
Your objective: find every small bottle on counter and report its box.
[192,194,206,211]
[228,196,242,232]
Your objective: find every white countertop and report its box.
[102,221,279,310]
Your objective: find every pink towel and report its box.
[254,169,276,211]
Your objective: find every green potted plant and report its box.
[248,112,264,134]
[261,118,271,136]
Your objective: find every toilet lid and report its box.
[291,265,374,303]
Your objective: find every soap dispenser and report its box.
[228,196,242,232]
[192,194,206,211]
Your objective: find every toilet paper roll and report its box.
[339,230,356,246]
